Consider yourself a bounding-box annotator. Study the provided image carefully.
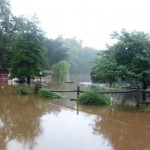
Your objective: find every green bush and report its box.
[78,90,110,105]
[39,88,62,99]
[33,81,42,94]
[16,84,30,95]
[33,81,42,88]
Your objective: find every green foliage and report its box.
[0,30,11,73]
[0,0,12,34]
[0,0,12,73]
[78,91,110,105]
[10,28,46,83]
[91,30,150,90]
[16,84,30,95]
[39,88,62,99]
[45,37,69,68]
[63,38,97,74]
[91,52,118,83]
[33,81,42,89]
[52,60,70,81]
[33,81,42,94]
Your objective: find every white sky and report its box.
[10,0,150,50]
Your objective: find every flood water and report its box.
[0,80,150,150]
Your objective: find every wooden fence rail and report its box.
[97,90,137,94]
[48,86,137,94]
[48,86,150,109]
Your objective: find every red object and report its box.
[0,73,8,78]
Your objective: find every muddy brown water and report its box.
[0,82,150,150]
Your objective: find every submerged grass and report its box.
[78,90,110,105]
[39,88,63,99]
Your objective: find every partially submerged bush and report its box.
[78,91,110,105]
[16,84,30,95]
[39,88,62,99]
[33,81,42,94]
[33,81,42,88]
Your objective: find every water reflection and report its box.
[0,85,61,150]
[92,110,150,150]
[111,92,137,107]
[0,79,7,88]
[70,74,91,82]
[33,110,113,150]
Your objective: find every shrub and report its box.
[16,84,30,95]
[78,90,110,105]
[33,81,42,88]
[33,81,42,94]
[39,88,62,99]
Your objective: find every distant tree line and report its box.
[63,38,97,74]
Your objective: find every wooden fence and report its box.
[48,86,150,109]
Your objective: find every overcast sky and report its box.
[10,0,150,49]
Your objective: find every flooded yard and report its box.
[0,82,150,150]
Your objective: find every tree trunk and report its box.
[27,76,31,85]
[142,80,148,101]
[109,82,112,88]
[35,85,39,94]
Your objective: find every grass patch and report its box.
[39,88,62,99]
[78,90,110,105]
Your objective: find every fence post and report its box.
[77,86,80,99]
[136,86,140,109]
[76,86,80,115]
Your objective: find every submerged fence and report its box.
[48,86,150,109]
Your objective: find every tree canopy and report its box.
[63,38,97,74]
[91,30,150,89]
[51,60,70,81]
[0,0,12,73]
[11,32,46,84]
[45,36,69,68]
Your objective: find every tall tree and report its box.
[51,60,70,81]
[0,0,12,73]
[0,29,11,73]
[0,0,11,35]
[10,18,47,84]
